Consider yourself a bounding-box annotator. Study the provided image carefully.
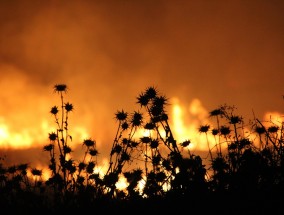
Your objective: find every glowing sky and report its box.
[0,0,284,166]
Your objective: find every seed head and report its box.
[140,136,151,144]
[145,86,158,99]
[44,144,54,151]
[131,111,143,127]
[137,93,150,107]
[209,108,223,117]
[83,138,95,147]
[89,149,99,156]
[121,122,129,130]
[199,125,210,133]
[180,140,191,147]
[144,122,155,130]
[122,138,129,145]
[63,145,72,154]
[86,161,96,173]
[229,115,242,124]
[153,95,167,107]
[268,126,279,133]
[255,126,266,134]
[54,84,67,93]
[150,139,159,148]
[48,132,57,141]
[220,125,231,136]
[211,128,219,136]
[50,106,59,115]
[115,110,128,121]
[31,168,42,176]
[78,162,86,171]
[65,102,73,112]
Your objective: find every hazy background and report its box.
[0,0,283,169]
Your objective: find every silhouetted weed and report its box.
[0,84,284,214]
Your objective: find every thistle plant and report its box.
[43,84,101,204]
[198,103,284,193]
[104,86,207,198]
[104,109,143,198]
[44,84,73,193]
[1,84,284,213]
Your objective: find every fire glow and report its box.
[0,84,283,192]
[0,94,209,150]
[0,92,282,155]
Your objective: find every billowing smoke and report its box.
[0,1,284,168]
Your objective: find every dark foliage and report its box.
[1,85,284,214]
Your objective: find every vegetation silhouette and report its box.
[0,84,284,214]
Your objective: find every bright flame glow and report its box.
[0,87,282,174]
[172,103,185,137]
[0,117,90,149]
[116,175,129,191]
[0,124,9,140]
[263,111,283,126]
[0,122,35,149]
[170,97,214,152]
[94,158,109,176]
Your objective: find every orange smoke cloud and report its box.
[0,0,283,169]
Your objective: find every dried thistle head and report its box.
[209,108,223,117]
[180,140,191,147]
[54,84,68,93]
[31,168,42,176]
[64,102,74,112]
[50,106,59,115]
[89,149,99,156]
[48,132,57,141]
[199,125,210,133]
[115,110,128,121]
[137,92,150,107]
[83,138,96,147]
[254,126,266,135]
[211,128,219,136]
[121,122,129,130]
[44,144,54,152]
[137,86,158,106]
[268,125,279,133]
[145,86,158,99]
[131,111,143,127]
[220,125,231,136]
[229,115,242,124]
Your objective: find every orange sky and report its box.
[0,0,283,168]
